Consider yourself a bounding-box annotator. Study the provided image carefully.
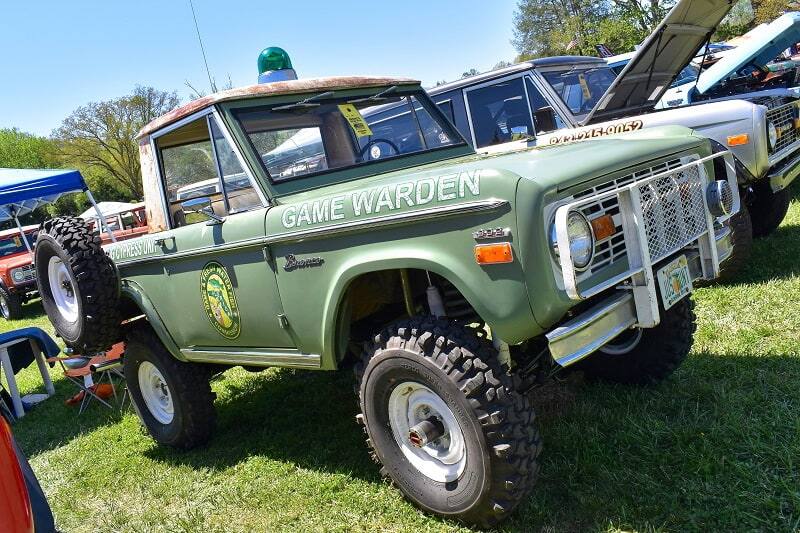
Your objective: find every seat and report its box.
[0,328,59,420]
[47,342,127,414]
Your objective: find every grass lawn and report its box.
[6,188,800,532]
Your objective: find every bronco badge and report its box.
[200,261,241,339]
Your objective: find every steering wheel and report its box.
[359,138,400,160]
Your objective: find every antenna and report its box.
[188,0,216,93]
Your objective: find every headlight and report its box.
[706,180,734,217]
[10,268,24,283]
[550,211,595,270]
[767,121,778,151]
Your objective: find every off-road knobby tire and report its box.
[354,316,541,528]
[716,206,753,283]
[124,326,217,450]
[576,297,696,385]
[35,216,120,352]
[749,184,791,238]
[0,286,22,320]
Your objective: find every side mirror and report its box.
[181,197,225,225]
[534,106,557,134]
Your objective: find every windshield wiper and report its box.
[272,91,335,111]
[347,85,400,104]
[559,67,600,78]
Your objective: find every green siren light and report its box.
[257,47,297,83]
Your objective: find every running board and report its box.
[180,347,321,369]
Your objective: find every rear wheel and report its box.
[355,317,541,528]
[0,287,22,320]
[577,297,696,385]
[749,185,790,237]
[124,326,217,449]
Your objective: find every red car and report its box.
[0,412,55,532]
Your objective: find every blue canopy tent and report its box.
[0,168,116,255]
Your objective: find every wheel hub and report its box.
[388,381,467,483]
[47,256,79,323]
[138,361,174,425]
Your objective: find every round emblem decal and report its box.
[200,261,241,339]
[370,144,382,159]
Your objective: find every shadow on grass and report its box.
[11,375,126,456]
[144,368,379,481]
[143,352,799,531]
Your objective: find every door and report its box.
[152,113,295,350]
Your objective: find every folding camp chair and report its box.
[0,328,60,420]
[47,342,126,414]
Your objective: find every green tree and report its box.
[54,86,180,200]
[0,128,57,169]
[512,0,677,59]
[512,0,609,58]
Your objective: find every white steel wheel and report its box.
[600,327,644,355]
[138,361,174,424]
[0,295,9,319]
[47,256,79,323]
[388,381,467,483]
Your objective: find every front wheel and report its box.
[355,317,541,528]
[749,185,790,237]
[716,207,753,282]
[577,297,696,385]
[124,326,217,449]
[0,287,22,320]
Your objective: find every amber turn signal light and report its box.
[727,134,749,146]
[590,214,616,241]
[474,243,513,264]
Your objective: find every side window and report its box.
[465,78,533,148]
[436,100,455,123]
[158,116,261,228]
[359,96,453,160]
[525,78,566,133]
[209,118,261,213]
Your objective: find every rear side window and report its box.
[465,78,534,148]
[436,100,455,123]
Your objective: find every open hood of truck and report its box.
[584,0,734,125]
[696,12,800,94]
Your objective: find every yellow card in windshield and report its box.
[13,236,21,247]
[578,73,592,100]
[337,104,373,137]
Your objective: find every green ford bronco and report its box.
[34,66,739,526]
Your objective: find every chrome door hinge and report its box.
[277,314,289,329]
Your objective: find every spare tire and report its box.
[35,216,121,353]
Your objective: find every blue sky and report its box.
[0,0,518,136]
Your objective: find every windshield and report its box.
[0,232,35,257]
[233,89,464,182]
[672,64,700,87]
[541,66,617,116]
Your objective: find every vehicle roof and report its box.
[428,56,606,95]
[137,76,419,139]
[0,224,38,238]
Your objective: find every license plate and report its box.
[656,255,693,310]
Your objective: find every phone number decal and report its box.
[548,120,644,145]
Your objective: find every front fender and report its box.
[318,250,539,369]
[120,279,185,361]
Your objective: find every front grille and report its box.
[767,102,800,155]
[637,163,707,262]
[15,264,36,283]
[574,158,684,276]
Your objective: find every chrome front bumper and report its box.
[546,167,736,368]
[769,150,800,192]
